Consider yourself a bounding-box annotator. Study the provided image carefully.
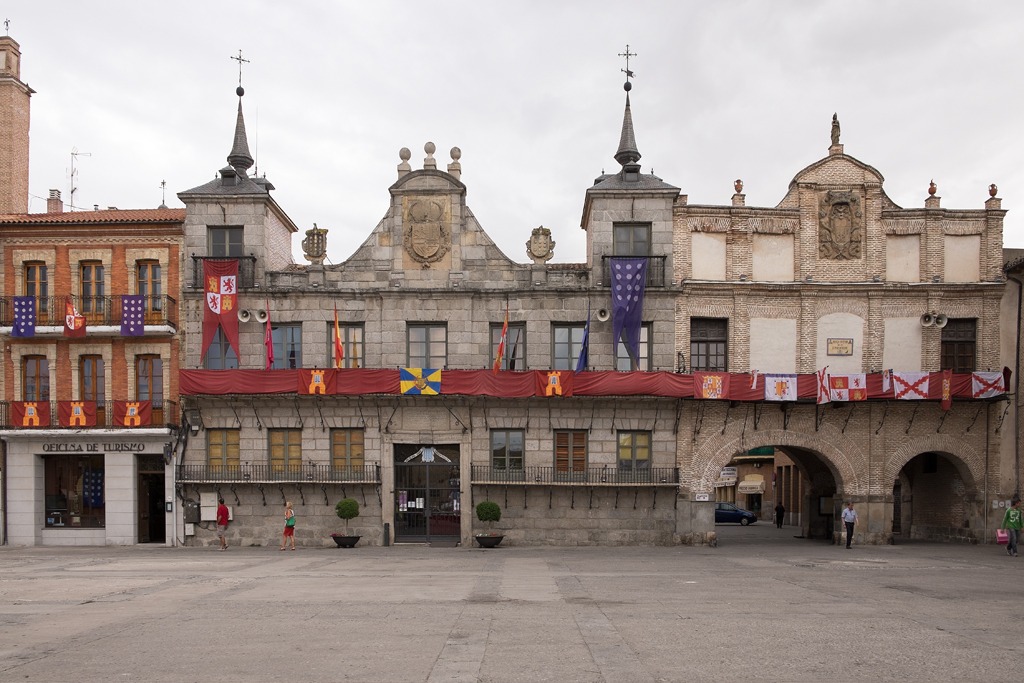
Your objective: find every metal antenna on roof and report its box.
[69,147,92,212]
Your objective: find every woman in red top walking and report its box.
[281,501,296,550]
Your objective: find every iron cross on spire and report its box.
[618,44,637,81]
[230,49,250,89]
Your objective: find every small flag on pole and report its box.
[333,304,344,369]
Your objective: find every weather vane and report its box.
[230,49,250,92]
[159,179,167,206]
[618,44,636,82]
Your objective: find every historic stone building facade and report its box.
[175,77,1011,548]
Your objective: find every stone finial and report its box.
[928,180,937,196]
[398,147,411,177]
[447,146,462,179]
[301,223,328,265]
[989,183,998,198]
[734,179,743,194]
[526,226,555,264]
[423,141,437,170]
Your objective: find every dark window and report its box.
[80,355,105,424]
[554,430,587,474]
[208,429,240,470]
[330,323,364,369]
[271,323,302,370]
[23,355,49,401]
[552,323,586,370]
[940,319,976,373]
[616,323,651,371]
[269,429,302,472]
[205,329,239,369]
[618,431,651,470]
[137,260,163,316]
[80,261,105,319]
[691,318,728,371]
[491,429,524,470]
[25,261,48,313]
[407,324,447,368]
[491,323,526,371]
[44,455,105,528]
[208,227,244,257]
[613,223,651,256]
[331,428,365,470]
[136,355,164,423]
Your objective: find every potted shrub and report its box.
[474,500,504,548]
[331,498,361,548]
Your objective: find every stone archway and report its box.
[685,426,863,543]
[885,434,988,543]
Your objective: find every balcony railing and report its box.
[176,463,381,484]
[600,255,667,288]
[471,465,679,486]
[191,255,258,290]
[0,295,178,329]
[0,400,178,429]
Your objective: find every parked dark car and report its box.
[715,502,758,525]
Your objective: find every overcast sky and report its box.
[7,2,1024,264]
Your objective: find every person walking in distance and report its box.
[1001,496,1022,557]
[841,501,858,549]
[281,501,296,551]
[774,502,785,529]
[216,498,230,551]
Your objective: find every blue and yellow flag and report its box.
[400,368,442,395]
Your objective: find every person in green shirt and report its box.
[1001,496,1022,557]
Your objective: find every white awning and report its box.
[737,481,766,494]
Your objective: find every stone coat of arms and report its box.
[818,190,863,260]
[404,198,450,265]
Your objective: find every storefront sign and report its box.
[41,441,154,454]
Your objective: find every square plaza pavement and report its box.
[0,523,1021,683]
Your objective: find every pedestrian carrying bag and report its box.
[286,515,296,528]
[996,529,1009,545]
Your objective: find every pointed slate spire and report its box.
[227,86,254,177]
[614,83,641,168]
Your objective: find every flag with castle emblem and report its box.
[693,372,730,400]
[764,374,798,401]
[12,296,36,337]
[59,401,97,427]
[12,401,51,427]
[829,374,867,401]
[113,400,152,427]
[201,259,239,360]
[121,294,145,336]
[63,297,86,338]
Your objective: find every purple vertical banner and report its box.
[610,257,648,366]
[12,296,36,337]
[121,294,145,336]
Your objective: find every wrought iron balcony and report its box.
[191,255,258,290]
[0,295,177,331]
[600,255,667,288]
[471,465,679,487]
[0,400,179,429]
[176,462,381,484]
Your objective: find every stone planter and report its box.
[474,534,504,548]
[331,534,361,548]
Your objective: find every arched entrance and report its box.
[891,450,982,543]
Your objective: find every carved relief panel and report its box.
[818,191,863,260]
[403,197,451,266]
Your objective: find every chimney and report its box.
[46,189,62,213]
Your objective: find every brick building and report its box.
[0,34,184,546]
[175,78,1011,548]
